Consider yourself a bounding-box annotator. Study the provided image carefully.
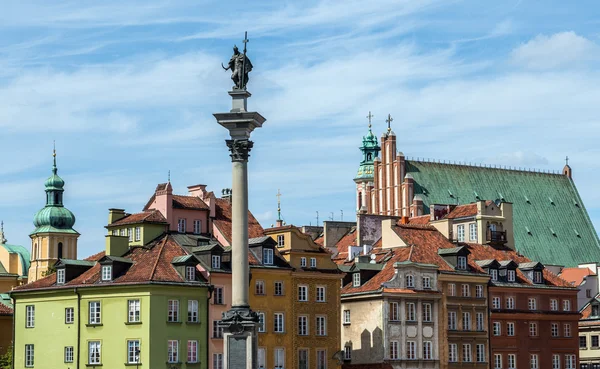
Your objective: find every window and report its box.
[508,354,516,369]
[263,249,274,265]
[475,285,483,298]
[177,218,186,233]
[492,296,501,309]
[168,300,179,322]
[390,302,399,321]
[135,227,141,241]
[213,353,224,369]
[65,308,74,324]
[193,220,201,234]
[457,225,465,242]
[214,287,224,305]
[563,299,571,311]
[185,266,196,281]
[316,316,327,336]
[317,349,327,369]
[490,269,498,281]
[298,349,308,369]
[580,336,588,348]
[274,281,284,296]
[563,323,571,337]
[57,269,65,284]
[300,257,307,267]
[531,354,539,369]
[423,303,432,322]
[255,280,266,295]
[406,302,416,321]
[448,311,457,330]
[128,340,140,364]
[423,276,431,289]
[101,265,112,281]
[506,296,515,309]
[128,228,133,242]
[406,274,414,288]
[187,340,198,363]
[565,354,576,369]
[275,348,285,368]
[494,354,502,369]
[89,301,101,324]
[493,321,501,336]
[407,341,416,360]
[476,344,485,363]
[188,300,198,323]
[352,273,360,287]
[64,346,74,363]
[528,297,537,310]
[507,322,515,336]
[423,341,432,360]
[316,286,326,302]
[533,271,543,284]
[462,312,471,330]
[461,284,470,297]
[26,305,35,328]
[274,313,284,333]
[298,316,308,336]
[25,344,34,367]
[89,341,101,365]
[257,312,265,332]
[310,257,317,268]
[463,344,472,362]
[457,256,467,270]
[168,340,178,363]
[277,234,285,247]
[258,348,266,369]
[508,269,516,282]
[470,223,477,240]
[128,299,140,323]
[298,285,308,301]
[344,346,352,360]
[476,312,484,331]
[120,228,126,237]
[550,299,559,311]
[551,323,559,337]
[449,344,458,362]
[588,289,593,298]
[212,255,221,269]
[213,320,224,338]
[529,322,538,337]
[593,335,599,347]
[390,341,399,359]
[448,283,456,296]
[343,310,351,324]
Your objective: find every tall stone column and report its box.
[215,89,266,369]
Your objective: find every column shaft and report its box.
[231,160,249,308]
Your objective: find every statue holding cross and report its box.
[222,32,253,90]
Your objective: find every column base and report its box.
[220,307,259,369]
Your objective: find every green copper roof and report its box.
[355,125,380,181]
[0,244,31,276]
[406,160,600,267]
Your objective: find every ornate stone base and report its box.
[220,307,259,369]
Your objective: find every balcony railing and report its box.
[488,230,507,243]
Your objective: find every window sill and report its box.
[167,321,182,324]
[212,337,224,340]
[124,363,141,366]
[86,364,102,367]
[86,324,103,327]
[186,362,201,365]
[186,321,201,325]
[167,362,182,365]
[125,322,142,325]
[343,323,351,326]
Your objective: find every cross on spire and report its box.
[366,111,374,129]
[168,170,171,182]
[242,31,249,51]
[276,189,282,221]
[565,156,569,166]
[386,114,393,133]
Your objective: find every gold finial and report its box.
[366,111,374,129]
[53,140,56,157]
[386,114,393,133]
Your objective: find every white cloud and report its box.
[510,31,599,70]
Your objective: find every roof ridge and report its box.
[406,157,565,176]
[150,236,169,280]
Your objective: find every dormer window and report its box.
[101,265,112,281]
[212,255,221,269]
[507,270,516,282]
[277,235,285,248]
[263,249,274,265]
[457,256,467,270]
[592,304,599,317]
[489,269,498,281]
[533,271,543,284]
[406,275,414,289]
[185,266,196,281]
[353,273,361,287]
[57,269,65,284]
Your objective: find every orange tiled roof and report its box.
[314,235,324,246]
[172,195,209,210]
[408,215,430,225]
[560,267,596,287]
[581,303,594,319]
[213,198,264,244]
[109,210,167,226]
[0,302,13,315]
[446,203,477,219]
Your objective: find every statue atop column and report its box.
[222,32,252,90]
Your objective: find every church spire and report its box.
[0,220,6,244]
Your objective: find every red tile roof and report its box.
[332,229,358,262]
[213,198,264,244]
[408,215,430,225]
[172,195,209,210]
[581,303,594,319]
[314,235,324,246]
[108,210,167,226]
[0,302,13,315]
[446,203,477,219]
[560,267,596,287]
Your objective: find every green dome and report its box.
[33,206,76,229]
[44,171,65,190]
[355,124,380,182]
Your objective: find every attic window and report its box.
[592,305,599,317]
[406,275,415,289]
[185,266,196,281]
[507,270,516,282]
[353,273,361,287]
[533,271,543,284]
[57,269,65,284]
[457,256,467,270]
[212,255,221,269]
[263,249,274,265]
[101,265,112,281]
[489,269,498,281]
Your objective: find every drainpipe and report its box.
[75,287,81,369]
[206,285,214,368]
[11,294,15,369]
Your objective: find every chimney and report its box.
[221,188,232,203]
[105,234,129,257]
[187,184,207,198]
[108,209,126,224]
[400,216,409,225]
[155,182,173,227]
[276,219,284,227]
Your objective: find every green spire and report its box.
[355,112,380,181]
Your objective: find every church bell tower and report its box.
[354,112,380,213]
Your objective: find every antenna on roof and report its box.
[330,212,334,221]
[316,211,319,225]
[341,210,344,221]
[276,189,282,221]
[168,170,171,183]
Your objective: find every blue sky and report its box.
[2,0,600,258]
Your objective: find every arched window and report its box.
[33,243,38,260]
[57,242,63,259]
[358,192,363,209]
[367,153,372,161]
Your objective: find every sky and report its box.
[2,0,600,258]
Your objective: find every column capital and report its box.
[226,139,254,162]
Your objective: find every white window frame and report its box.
[449,344,457,362]
[168,299,179,322]
[275,348,285,368]
[494,354,502,369]
[258,312,266,333]
[128,228,133,242]
[423,341,432,360]
[193,220,202,235]
[462,311,471,330]
[508,354,516,369]
[300,257,307,267]
[277,234,285,247]
[531,354,539,369]
[469,223,477,241]
[185,266,196,281]
[457,224,465,242]
[490,269,498,281]
[274,281,284,296]
[258,347,266,369]
[508,269,516,282]
[310,257,317,268]
[534,270,543,284]
[528,297,537,310]
[461,284,470,297]
[463,343,472,362]
[476,344,485,362]
[298,315,308,336]
[448,283,456,296]
[316,315,327,336]
[344,346,351,360]
[135,227,141,241]
[407,341,416,360]
[317,349,327,369]
[475,285,483,298]
[298,285,308,301]
[263,249,274,265]
[343,310,351,324]
[214,287,224,304]
[423,276,431,289]
[187,340,198,363]
[213,353,224,369]
[64,346,74,363]
[551,322,559,337]
[255,280,265,295]
[390,341,399,360]
[101,265,112,281]
[563,299,571,311]
[274,313,284,333]
[550,298,559,311]
[492,296,501,309]
[423,303,432,322]
[128,299,140,323]
[167,340,178,363]
[352,273,360,287]
[127,340,140,364]
[476,312,484,331]
[457,256,467,270]
[493,321,501,336]
[565,354,576,369]
[88,341,101,365]
[57,269,65,284]
[507,322,515,336]
[177,218,186,233]
[26,305,35,328]
[89,301,101,325]
[552,354,560,369]
[188,300,199,323]
[406,302,416,321]
[212,255,221,269]
[316,286,326,302]
[406,274,414,288]
[65,307,74,324]
[564,323,571,337]
[448,311,457,330]
[506,296,515,309]
[213,320,224,338]
[25,344,34,367]
[529,322,538,337]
